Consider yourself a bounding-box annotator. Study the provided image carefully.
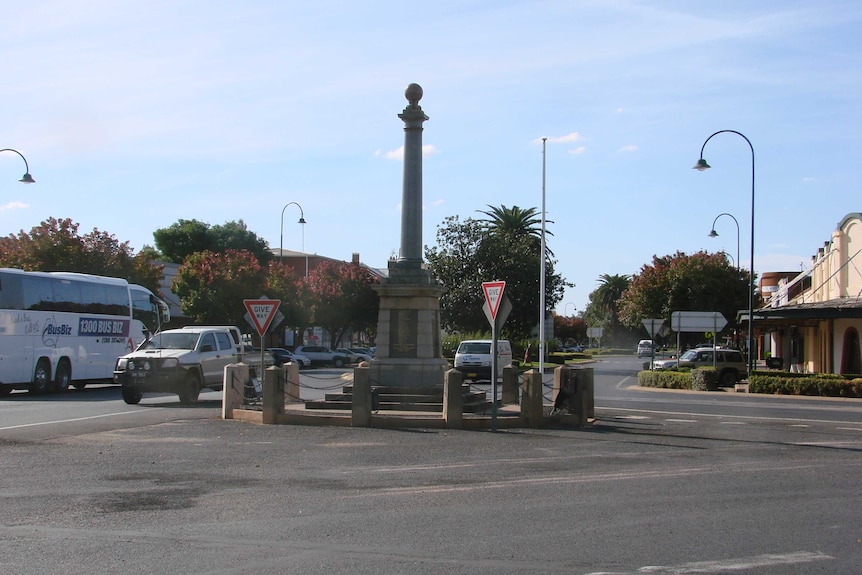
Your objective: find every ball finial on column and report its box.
[405,83,423,106]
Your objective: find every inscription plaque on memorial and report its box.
[389,309,418,358]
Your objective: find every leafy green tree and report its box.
[425,212,569,341]
[152,219,212,263]
[593,273,631,346]
[617,250,754,344]
[173,249,267,325]
[153,218,271,265]
[209,220,272,264]
[305,260,380,347]
[0,217,163,295]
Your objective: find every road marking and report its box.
[598,406,860,426]
[0,409,161,431]
[586,550,832,574]
[837,427,862,432]
[665,418,698,423]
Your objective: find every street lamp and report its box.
[279,202,307,276]
[564,302,576,317]
[708,212,740,269]
[1,148,35,184]
[694,130,755,375]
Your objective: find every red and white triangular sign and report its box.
[243,299,281,337]
[482,281,506,321]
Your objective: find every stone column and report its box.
[397,83,428,267]
[369,84,448,388]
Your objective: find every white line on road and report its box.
[586,550,832,574]
[0,409,162,431]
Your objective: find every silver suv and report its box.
[678,346,747,387]
[114,327,239,404]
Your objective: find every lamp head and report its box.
[693,158,711,171]
[298,217,306,224]
[19,173,35,184]
[708,229,719,238]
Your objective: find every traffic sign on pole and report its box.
[482,281,506,321]
[243,298,281,337]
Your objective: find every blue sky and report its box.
[2,1,860,316]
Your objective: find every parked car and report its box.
[677,346,747,386]
[336,348,373,363]
[349,347,375,358]
[292,345,351,367]
[652,358,678,370]
[267,347,311,368]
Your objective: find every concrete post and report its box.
[582,368,595,420]
[552,366,592,426]
[261,366,285,424]
[520,369,544,427]
[443,369,463,429]
[222,363,248,419]
[352,365,372,427]
[501,365,519,405]
[284,361,300,404]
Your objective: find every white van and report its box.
[454,339,513,382]
[637,339,655,358]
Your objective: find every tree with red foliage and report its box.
[173,249,267,326]
[305,260,380,347]
[0,217,163,295]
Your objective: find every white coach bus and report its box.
[0,268,170,396]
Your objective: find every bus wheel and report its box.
[178,373,201,404]
[53,360,71,393]
[122,385,143,405]
[29,359,51,395]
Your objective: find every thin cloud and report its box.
[533,132,585,145]
[380,145,439,160]
[618,144,638,153]
[568,146,587,155]
[0,201,28,212]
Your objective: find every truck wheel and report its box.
[29,359,51,395]
[719,369,738,387]
[179,372,201,404]
[122,385,143,405]
[53,360,71,393]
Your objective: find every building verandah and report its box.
[740,212,862,375]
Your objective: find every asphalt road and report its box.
[1,358,861,574]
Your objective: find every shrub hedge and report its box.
[749,372,862,398]
[639,368,862,398]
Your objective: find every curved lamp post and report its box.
[564,302,576,317]
[694,130,755,375]
[1,148,35,184]
[279,202,307,275]
[708,212,740,269]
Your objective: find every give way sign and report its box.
[243,298,281,337]
[482,281,506,321]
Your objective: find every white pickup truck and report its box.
[114,326,269,404]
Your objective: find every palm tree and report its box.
[476,205,548,238]
[594,273,631,346]
[477,204,554,256]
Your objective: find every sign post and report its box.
[243,297,282,370]
[481,281,508,432]
[641,318,664,367]
[671,311,727,368]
